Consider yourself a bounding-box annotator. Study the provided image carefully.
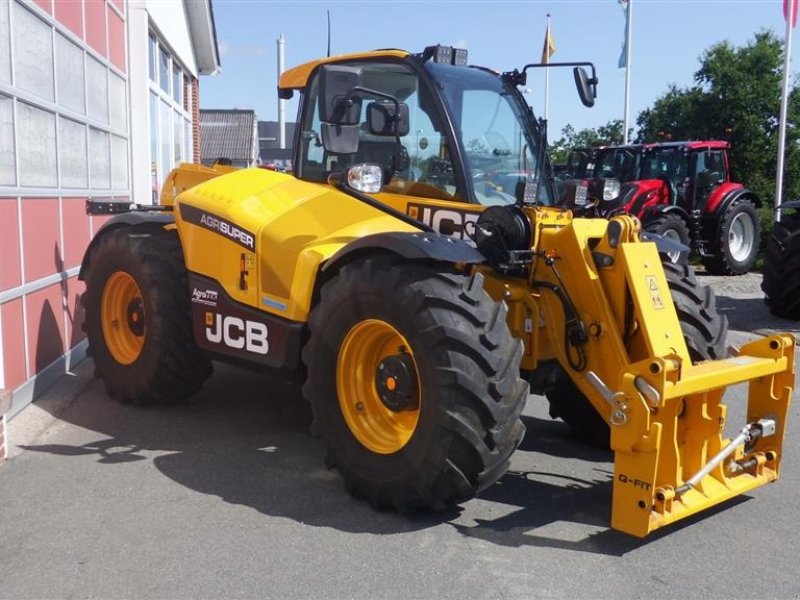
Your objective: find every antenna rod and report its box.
[327,10,331,57]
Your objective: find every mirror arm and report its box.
[521,61,597,84]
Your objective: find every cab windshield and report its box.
[425,62,555,206]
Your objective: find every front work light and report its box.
[346,163,383,193]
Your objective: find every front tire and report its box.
[702,199,760,275]
[303,256,528,511]
[545,263,728,447]
[83,227,212,404]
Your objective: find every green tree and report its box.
[637,31,800,220]
[549,119,627,164]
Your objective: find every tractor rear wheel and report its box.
[545,263,728,447]
[762,215,800,318]
[303,256,528,511]
[702,199,760,275]
[83,227,212,404]
[644,213,690,265]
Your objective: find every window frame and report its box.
[147,31,193,198]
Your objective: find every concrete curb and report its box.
[6,360,96,458]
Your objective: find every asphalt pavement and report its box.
[1,272,799,600]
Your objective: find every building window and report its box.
[89,127,111,189]
[172,64,182,104]
[87,56,109,125]
[148,34,156,82]
[148,31,193,195]
[58,116,88,188]
[158,46,169,95]
[0,0,11,84]
[18,102,57,187]
[56,34,86,115]
[112,134,128,189]
[0,94,14,185]
[12,2,54,102]
[109,72,126,132]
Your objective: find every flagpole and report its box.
[544,13,551,121]
[776,0,794,223]
[623,0,633,144]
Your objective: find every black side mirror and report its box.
[573,67,597,108]
[367,101,410,137]
[319,65,362,124]
[318,65,363,154]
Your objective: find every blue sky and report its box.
[201,0,798,138]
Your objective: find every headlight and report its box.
[345,163,383,193]
[603,178,621,201]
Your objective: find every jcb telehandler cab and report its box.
[81,46,794,537]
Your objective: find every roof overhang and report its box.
[279,49,410,91]
[185,0,221,76]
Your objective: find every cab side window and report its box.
[297,61,460,200]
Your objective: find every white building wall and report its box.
[143,0,197,77]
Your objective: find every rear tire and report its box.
[644,213,690,265]
[762,216,800,318]
[545,263,728,447]
[702,199,759,275]
[303,256,528,511]
[83,227,212,404]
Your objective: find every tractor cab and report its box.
[280,46,596,238]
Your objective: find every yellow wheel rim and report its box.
[337,319,421,454]
[101,271,145,365]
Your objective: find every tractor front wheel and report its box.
[644,214,690,265]
[703,199,760,275]
[83,227,212,404]
[303,256,528,511]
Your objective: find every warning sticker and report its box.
[646,275,666,310]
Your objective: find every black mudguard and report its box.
[78,212,175,280]
[322,231,486,273]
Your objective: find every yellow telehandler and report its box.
[80,46,794,537]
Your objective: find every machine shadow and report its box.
[20,360,453,536]
[22,361,751,551]
[449,411,753,555]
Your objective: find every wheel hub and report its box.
[376,354,418,412]
[126,298,145,336]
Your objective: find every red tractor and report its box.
[566,141,760,275]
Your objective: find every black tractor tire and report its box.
[643,213,691,265]
[82,227,212,404]
[545,262,728,448]
[762,216,800,319]
[702,199,760,275]
[302,256,528,511]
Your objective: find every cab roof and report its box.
[279,49,410,91]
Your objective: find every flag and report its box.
[784,0,798,28]
[618,0,629,69]
[541,21,555,64]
